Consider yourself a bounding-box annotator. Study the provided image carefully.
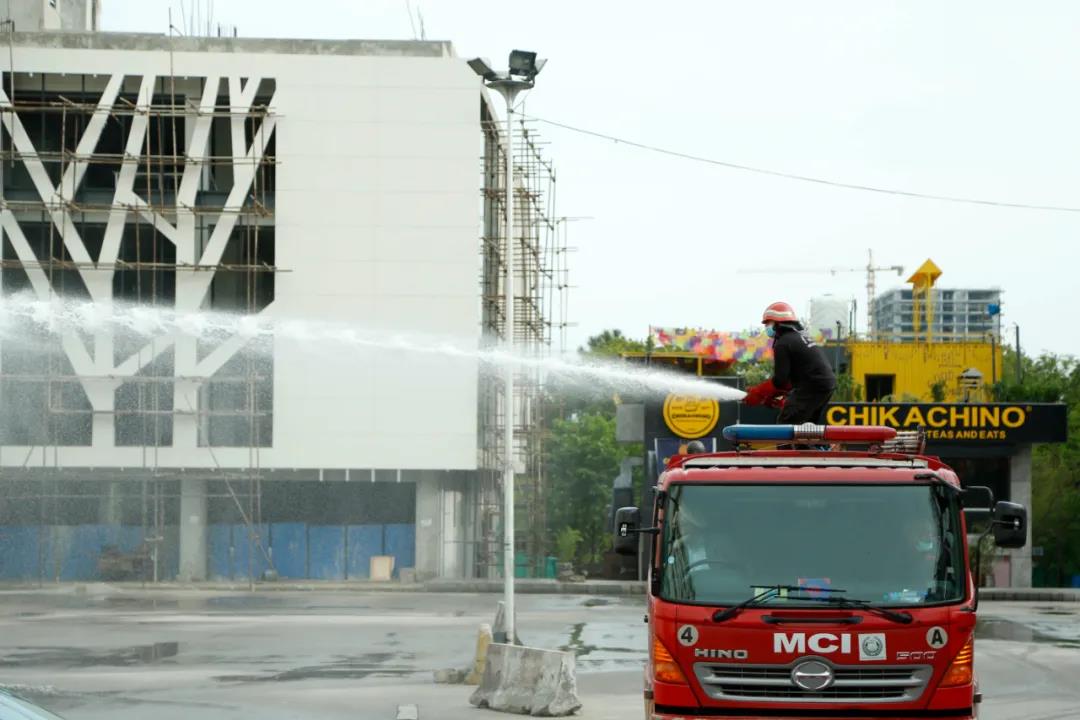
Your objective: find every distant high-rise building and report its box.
[873,288,1002,341]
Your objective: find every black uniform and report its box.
[772,325,837,425]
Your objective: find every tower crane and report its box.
[737,249,903,337]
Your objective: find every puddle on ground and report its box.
[0,642,180,668]
[215,652,417,682]
[299,604,373,611]
[96,595,294,612]
[103,597,180,610]
[976,618,1080,649]
[204,595,290,610]
[559,622,643,670]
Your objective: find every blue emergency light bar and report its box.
[722,424,898,444]
[722,425,795,442]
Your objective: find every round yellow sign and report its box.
[662,394,720,439]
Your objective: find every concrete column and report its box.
[462,474,477,579]
[414,471,441,581]
[1008,445,1033,588]
[442,483,465,579]
[99,480,123,525]
[178,477,208,581]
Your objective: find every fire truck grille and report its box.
[694,661,933,703]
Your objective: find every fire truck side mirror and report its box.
[991,501,1027,549]
[961,485,994,512]
[614,507,641,556]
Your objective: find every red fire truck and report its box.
[614,423,1027,720]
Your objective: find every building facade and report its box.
[7,0,101,32]
[873,287,1002,342]
[0,23,557,582]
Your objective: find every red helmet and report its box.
[762,301,798,324]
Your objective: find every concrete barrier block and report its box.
[469,643,581,716]
[465,623,494,685]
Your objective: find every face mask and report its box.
[765,325,776,338]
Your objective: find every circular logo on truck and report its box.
[676,624,699,647]
[663,394,720,440]
[859,639,885,660]
[927,626,949,649]
[791,660,834,691]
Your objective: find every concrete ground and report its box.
[0,587,1077,719]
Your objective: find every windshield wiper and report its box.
[713,584,845,622]
[786,594,914,624]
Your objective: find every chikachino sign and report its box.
[825,403,1067,444]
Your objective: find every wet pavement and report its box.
[0,587,1076,719]
[0,586,645,719]
[974,602,1080,648]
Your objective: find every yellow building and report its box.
[846,340,1003,402]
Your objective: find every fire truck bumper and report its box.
[651,709,975,720]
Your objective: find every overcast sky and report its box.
[104,1,1079,358]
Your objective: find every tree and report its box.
[834,372,864,401]
[995,348,1080,585]
[732,360,770,387]
[1032,460,1080,586]
[579,329,647,358]
[543,330,648,566]
[995,349,1076,403]
[545,412,641,567]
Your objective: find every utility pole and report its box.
[468,51,547,646]
[1014,324,1022,384]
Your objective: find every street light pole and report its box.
[468,51,546,646]
[499,83,520,645]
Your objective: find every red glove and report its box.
[744,379,779,406]
[766,394,786,409]
[742,385,764,406]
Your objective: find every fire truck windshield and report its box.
[660,483,965,607]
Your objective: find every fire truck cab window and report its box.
[660,483,964,607]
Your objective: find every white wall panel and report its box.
[374,261,478,298]
[375,88,476,124]
[375,226,477,263]
[377,192,477,228]
[377,123,483,159]
[377,157,478,194]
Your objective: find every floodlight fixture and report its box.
[467,57,498,81]
[508,49,546,79]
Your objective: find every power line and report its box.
[527,115,1080,213]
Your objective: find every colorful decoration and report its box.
[650,326,832,363]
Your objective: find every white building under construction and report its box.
[0,2,565,582]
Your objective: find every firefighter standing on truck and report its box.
[743,301,837,424]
